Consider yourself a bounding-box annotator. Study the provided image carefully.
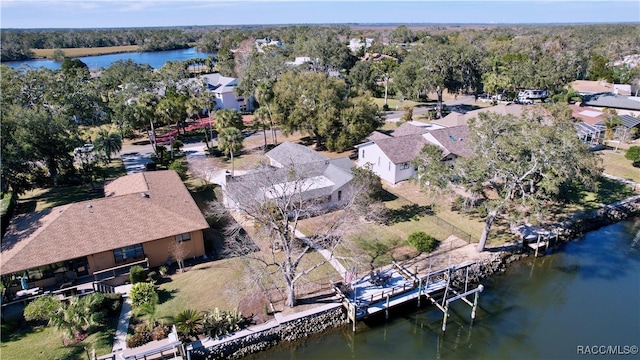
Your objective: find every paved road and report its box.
[120,140,209,174]
[384,95,475,122]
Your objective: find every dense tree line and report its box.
[1,23,638,195]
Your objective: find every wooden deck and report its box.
[335,260,483,332]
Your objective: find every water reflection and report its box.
[244,218,640,360]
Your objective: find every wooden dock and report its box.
[524,233,560,257]
[334,261,484,332]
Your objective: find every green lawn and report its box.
[15,159,126,213]
[597,149,640,182]
[153,258,249,321]
[0,314,118,360]
[1,192,13,216]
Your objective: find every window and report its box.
[175,233,191,242]
[377,157,380,166]
[400,162,410,170]
[361,149,365,158]
[113,244,144,263]
[338,190,343,201]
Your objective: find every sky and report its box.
[0,0,638,29]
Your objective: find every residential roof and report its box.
[432,104,528,127]
[1,171,209,275]
[265,141,329,167]
[185,73,237,94]
[570,80,631,95]
[226,158,353,203]
[425,126,473,158]
[367,131,392,141]
[569,104,605,125]
[375,134,428,164]
[581,93,640,111]
[594,114,640,129]
[391,122,430,137]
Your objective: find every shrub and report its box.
[171,139,184,151]
[103,293,123,317]
[174,309,203,339]
[126,324,152,348]
[202,308,242,339]
[130,265,147,284]
[158,266,168,277]
[24,295,59,323]
[382,104,390,111]
[169,160,188,180]
[129,282,158,310]
[407,231,439,253]
[625,146,640,162]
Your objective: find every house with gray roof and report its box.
[186,73,253,112]
[224,142,355,212]
[581,93,640,113]
[355,123,471,184]
[265,141,330,168]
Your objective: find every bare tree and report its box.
[210,161,380,307]
[169,241,188,272]
[188,157,219,187]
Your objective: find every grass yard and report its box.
[597,149,640,182]
[15,159,126,213]
[154,258,252,321]
[0,313,118,360]
[31,45,139,59]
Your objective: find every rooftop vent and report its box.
[141,193,150,198]
[86,204,92,209]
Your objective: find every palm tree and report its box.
[214,109,244,133]
[252,107,270,151]
[174,309,203,340]
[217,127,243,176]
[95,129,122,161]
[603,108,621,141]
[255,81,278,145]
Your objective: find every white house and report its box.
[255,37,284,53]
[188,73,252,112]
[355,124,471,184]
[349,38,374,53]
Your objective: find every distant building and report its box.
[255,37,284,53]
[349,38,374,53]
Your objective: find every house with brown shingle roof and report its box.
[355,123,471,184]
[1,170,209,291]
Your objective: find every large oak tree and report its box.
[413,110,602,251]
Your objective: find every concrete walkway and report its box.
[294,229,348,279]
[111,284,133,353]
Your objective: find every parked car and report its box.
[74,144,94,154]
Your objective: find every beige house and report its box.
[1,171,209,292]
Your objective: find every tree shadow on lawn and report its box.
[157,289,178,305]
[386,204,435,224]
[0,321,45,343]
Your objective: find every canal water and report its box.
[248,217,640,360]
[2,47,213,70]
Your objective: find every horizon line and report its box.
[3,21,639,30]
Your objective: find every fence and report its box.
[390,191,478,244]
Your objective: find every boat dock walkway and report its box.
[334,260,483,331]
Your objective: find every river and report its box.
[248,218,640,360]
[2,47,213,70]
